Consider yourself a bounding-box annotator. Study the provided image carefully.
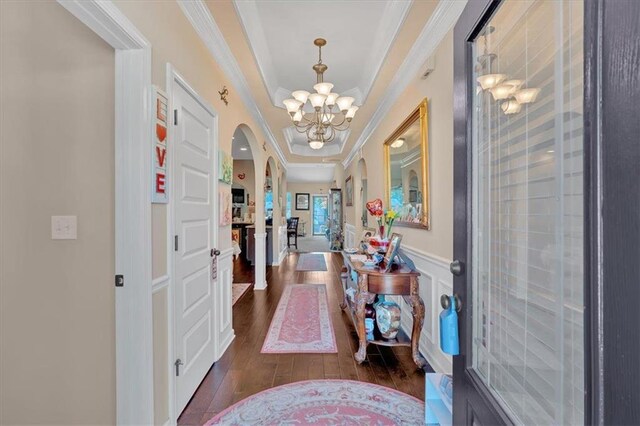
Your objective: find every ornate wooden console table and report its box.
[340,252,427,368]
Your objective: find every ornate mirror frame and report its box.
[383,98,430,229]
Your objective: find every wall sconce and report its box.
[218,86,229,106]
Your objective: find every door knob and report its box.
[450,259,464,276]
[211,248,221,257]
[441,294,462,312]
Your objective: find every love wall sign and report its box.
[152,86,169,203]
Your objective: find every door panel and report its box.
[173,80,217,414]
[454,0,585,424]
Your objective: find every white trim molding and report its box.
[343,0,467,168]
[344,223,357,249]
[253,232,268,290]
[57,1,155,424]
[177,0,287,169]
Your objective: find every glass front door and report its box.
[312,195,328,236]
[454,0,585,424]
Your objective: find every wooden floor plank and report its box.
[178,252,428,425]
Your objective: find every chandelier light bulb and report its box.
[501,99,521,115]
[477,73,507,90]
[490,83,517,101]
[345,105,359,120]
[391,138,405,148]
[308,93,327,110]
[514,88,541,104]
[314,82,334,96]
[335,96,355,113]
[292,110,303,123]
[291,90,310,104]
[283,98,302,114]
[325,93,339,106]
[309,139,324,150]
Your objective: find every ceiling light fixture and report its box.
[240,147,248,151]
[283,38,359,151]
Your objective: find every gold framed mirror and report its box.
[383,98,430,229]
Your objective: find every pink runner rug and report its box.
[204,379,425,425]
[295,253,328,271]
[261,284,337,353]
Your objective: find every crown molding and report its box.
[233,0,411,109]
[178,0,288,169]
[283,127,350,157]
[343,0,467,168]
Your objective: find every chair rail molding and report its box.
[393,244,453,374]
[177,0,287,168]
[342,0,467,168]
[56,1,154,424]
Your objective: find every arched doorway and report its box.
[231,124,267,290]
[265,156,283,265]
[355,158,369,236]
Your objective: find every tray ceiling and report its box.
[233,0,412,108]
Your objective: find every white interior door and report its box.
[172,78,218,414]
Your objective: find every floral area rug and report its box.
[232,283,251,306]
[204,379,425,425]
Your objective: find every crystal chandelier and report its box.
[283,38,359,150]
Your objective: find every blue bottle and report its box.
[439,295,459,355]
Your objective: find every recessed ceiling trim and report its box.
[178,0,288,169]
[343,0,467,168]
[234,0,412,109]
[286,163,336,183]
[283,127,350,157]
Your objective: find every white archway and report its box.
[265,156,282,265]
[233,124,267,290]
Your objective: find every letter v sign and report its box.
[156,146,167,167]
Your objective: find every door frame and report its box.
[311,194,329,236]
[453,0,640,424]
[57,1,154,424]
[167,64,220,421]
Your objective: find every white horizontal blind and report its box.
[471,1,584,424]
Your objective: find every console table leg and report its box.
[409,294,427,368]
[354,290,368,364]
[339,267,348,310]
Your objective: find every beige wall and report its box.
[232,159,256,218]
[0,2,116,424]
[110,1,282,423]
[344,31,454,260]
[286,182,334,233]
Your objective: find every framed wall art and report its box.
[295,193,310,210]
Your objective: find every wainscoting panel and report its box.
[344,223,356,249]
[216,247,234,359]
[394,244,453,374]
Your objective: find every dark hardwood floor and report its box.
[178,251,430,425]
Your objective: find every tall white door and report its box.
[172,79,218,414]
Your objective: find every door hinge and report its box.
[115,274,124,287]
[174,235,179,252]
[174,358,183,376]
[174,109,178,125]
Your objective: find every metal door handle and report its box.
[211,248,221,257]
[450,259,464,276]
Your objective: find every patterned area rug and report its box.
[295,253,328,271]
[204,379,425,425]
[232,283,251,306]
[261,284,337,353]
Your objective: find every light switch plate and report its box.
[51,216,77,240]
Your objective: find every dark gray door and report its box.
[452,1,640,425]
